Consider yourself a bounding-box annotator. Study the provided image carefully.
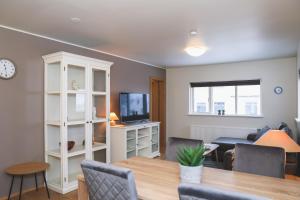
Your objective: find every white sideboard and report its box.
[111,122,160,162]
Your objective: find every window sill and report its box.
[188,113,264,118]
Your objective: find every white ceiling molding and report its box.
[0,24,165,69]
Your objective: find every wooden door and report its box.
[150,77,166,154]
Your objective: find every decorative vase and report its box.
[179,164,203,184]
[71,80,79,90]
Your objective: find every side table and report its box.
[5,162,50,200]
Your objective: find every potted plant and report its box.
[177,144,205,183]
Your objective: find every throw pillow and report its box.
[278,122,288,130]
[255,125,271,141]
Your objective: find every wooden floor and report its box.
[8,188,78,200]
[7,175,300,200]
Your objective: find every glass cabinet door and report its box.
[90,67,107,122]
[66,64,87,123]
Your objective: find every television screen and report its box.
[120,93,150,122]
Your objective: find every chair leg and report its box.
[34,173,38,191]
[42,172,50,199]
[19,176,23,200]
[8,176,14,200]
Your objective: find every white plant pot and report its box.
[179,164,203,184]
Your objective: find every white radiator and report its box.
[190,125,257,143]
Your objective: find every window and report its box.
[190,80,261,116]
[191,87,209,113]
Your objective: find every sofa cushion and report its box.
[255,126,271,141]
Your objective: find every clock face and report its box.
[274,86,283,95]
[0,59,16,79]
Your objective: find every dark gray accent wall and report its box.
[0,27,165,197]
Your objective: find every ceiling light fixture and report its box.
[184,46,207,57]
[185,30,207,57]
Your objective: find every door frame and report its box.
[149,77,166,153]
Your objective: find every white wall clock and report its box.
[0,58,16,79]
[274,86,283,95]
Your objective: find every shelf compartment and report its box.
[68,154,85,185]
[138,135,149,139]
[92,95,106,120]
[127,130,136,140]
[137,146,151,157]
[47,62,61,91]
[137,144,150,150]
[67,124,86,157]
[92,69,106,93]
[151,133,159,144]
[47,156,62,187]
[93,122,106,145]
[152,126,159,135]
[67,64,86,91]
[127,139,136,152]
[93,149,106,162]
[137,136,150,148]
[152,143,159,153]
[47,94,61,122]
[67,145,85,157]
[127,150,136,159]
[92,142,107,151]
[138,128,150,138]
[67,93,86,122]
[47,125,61,155]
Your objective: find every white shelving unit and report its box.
[43,52,113,194]
[111,122,160,162]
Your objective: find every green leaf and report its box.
[176,144,205,166]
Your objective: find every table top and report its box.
[5,162,49,175]
[78,157,300,200]
[118,157,300,200]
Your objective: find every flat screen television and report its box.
[120,92,150,123]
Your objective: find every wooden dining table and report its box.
[77,157,300,200]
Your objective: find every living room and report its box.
[0,1,300,200]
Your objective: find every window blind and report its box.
[190,79,260,87]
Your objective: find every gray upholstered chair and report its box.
[165,137,203,161]
[81,160,138,200]
[233,143,285,178]
[178,183,270,200]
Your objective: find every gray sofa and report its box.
[218,123,298,174]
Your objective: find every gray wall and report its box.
[0,27,165,197]
[166,57,297,140]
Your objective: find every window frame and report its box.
[189,79,263,117]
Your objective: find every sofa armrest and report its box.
[223,149,235,170]
[247,133,258,141]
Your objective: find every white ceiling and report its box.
[0,0,300,67]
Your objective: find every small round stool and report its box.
[5,162,50,200]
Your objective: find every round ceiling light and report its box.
[184,46,207,57]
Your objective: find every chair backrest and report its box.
[165,137,203,161]
[178,183,270,200]
[81,160,138,200]
[233,143,285,178]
